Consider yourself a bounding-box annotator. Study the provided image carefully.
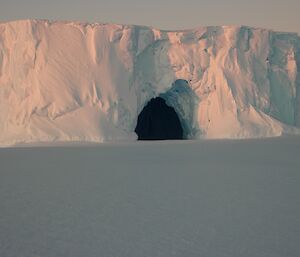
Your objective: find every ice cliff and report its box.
[0,19,300,145]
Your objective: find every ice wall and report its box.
[0,20,299,145]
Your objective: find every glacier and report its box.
[0,19,300,145]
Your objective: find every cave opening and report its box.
[135,97,183,140]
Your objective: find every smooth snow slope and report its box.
[0,20,300,145]
[1,138,300,257]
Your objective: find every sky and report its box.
[0,0,299,34]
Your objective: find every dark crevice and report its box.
[135,97,183,140]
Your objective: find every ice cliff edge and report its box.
[0,19,300,145]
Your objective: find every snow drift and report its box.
[0,19,300,145]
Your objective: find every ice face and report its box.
[0,20,300,145]
[160,79,199,139]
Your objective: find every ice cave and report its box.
[135,97,183,140]
[135,79,198,140]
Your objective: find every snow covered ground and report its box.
[1,137,300,257]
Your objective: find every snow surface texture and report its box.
[1,138,300,257]
[0,19,300,145]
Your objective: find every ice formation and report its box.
[0,19,299,145]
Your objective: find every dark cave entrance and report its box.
[135,97,183,140]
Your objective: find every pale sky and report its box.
[0,0,299,34]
